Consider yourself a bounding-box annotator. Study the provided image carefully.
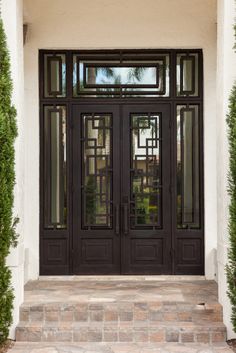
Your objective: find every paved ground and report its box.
[8,342,233,353]
[24,279,218,304]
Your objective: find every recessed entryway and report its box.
[39,50,204,275]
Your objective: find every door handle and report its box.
[115,204,120,235]
[123,204,128,235]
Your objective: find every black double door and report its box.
[72,103,172,274]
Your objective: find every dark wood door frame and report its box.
[39,49,204,276]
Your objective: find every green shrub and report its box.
[0,18,18,344]
[226,16,236,333]
[227,84,236,332]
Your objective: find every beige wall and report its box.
[217,0,236,339]
[23,0,217,280]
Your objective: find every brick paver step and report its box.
[19,301,223,324]
[15,321,226,343]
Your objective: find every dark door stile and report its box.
[121,104,172,274]
[72,104,121,274]
[71,103,172,275]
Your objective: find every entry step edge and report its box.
[11,342,233,353]
[38,275,206,281]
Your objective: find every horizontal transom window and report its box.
[73,53,169,97]
[83,65,158,87]
[41,50,202,99]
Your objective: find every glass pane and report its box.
[130,114,161,228]
[44,106,67,229]
[73,54,170,97]
[176,53,199,96]
[44,54,66,97]
[85,66,157,85]
[82,114,112,228]
[176,105,200,229]
[182,59,193,92]
[50,60,60,92]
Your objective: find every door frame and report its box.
[39,49,204,275]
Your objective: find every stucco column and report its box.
[217,0,236,339]
[1,0,24,339]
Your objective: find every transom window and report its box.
[42,50,202,98]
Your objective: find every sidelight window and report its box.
[176,105,200,229]
[43,105,67,229]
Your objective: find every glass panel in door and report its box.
[82,114,112,228]
[130,114,162,228]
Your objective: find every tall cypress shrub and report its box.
[0,18,18,343]
[226,18,236,332]
[227,84,236,332]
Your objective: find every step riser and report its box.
[15,325,226,343]
[17,302,225,343]
[19,303,223,324]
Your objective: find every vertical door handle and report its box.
[115,204,120,235]
[124,204,128,235]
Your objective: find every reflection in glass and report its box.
[176,105,200,228]
[44,106,67,228]
[182,59,193,92]
[176,53,199,96]
[44,54,66,97]
[130,114,161,228]
[85,66,157,86]
[73,54,170,97]
[82,114,112,228]
[50,59,60,92]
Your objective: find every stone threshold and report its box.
[38,275,206,281]
[9,342,232,353]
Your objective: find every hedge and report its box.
[0,18,18,343]
[227,83,236,332]
[226,16,236,332]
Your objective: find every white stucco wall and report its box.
[1,0,24,339]
[217,0,236,340]
[23,0,217,281]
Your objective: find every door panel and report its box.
[121,104,171,274]
[72,104,171,274]
[72,105,121,274]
